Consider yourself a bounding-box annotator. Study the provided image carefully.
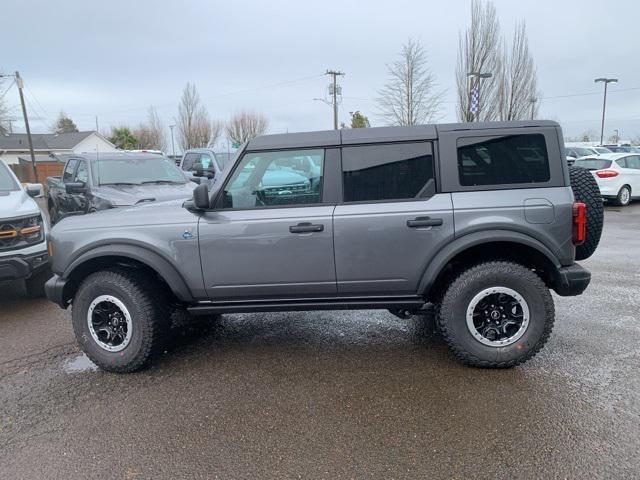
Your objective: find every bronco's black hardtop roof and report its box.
[246,120,560,151]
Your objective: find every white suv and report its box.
[0,160,50,296]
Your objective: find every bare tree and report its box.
[497,21,540,120]
[377,38,443,126]
[225,110,269,145]
[456,0,502,122]
[176,83,219,150]
[134,106,167,151]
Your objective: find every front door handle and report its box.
[289,222,324,233]
[407,216,443,228]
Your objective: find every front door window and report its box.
[222,149,324,208]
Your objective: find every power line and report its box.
[344,85,640,105]
[0,79,15,99]
[25,83,52,123]
[72,73,326,118]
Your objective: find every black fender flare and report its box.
[63,242,194,302]
[417,230,562,296]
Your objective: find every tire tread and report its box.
[437,261,555,368]
[73,267,169,373]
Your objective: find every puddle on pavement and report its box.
[63,353,99,373]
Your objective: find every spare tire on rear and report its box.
[569,165,603,261]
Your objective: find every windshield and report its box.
[574,158,612,170]
[574,147,595,157]
[95,157,187,185]
[594,147,612,154]
[0,162,19,191]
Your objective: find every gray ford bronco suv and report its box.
[45,121,603,372]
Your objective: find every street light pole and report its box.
[169,124,176,159]
[529,97,537,120]
[595,77,618,146]
[466,72,492,122]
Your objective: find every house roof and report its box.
[0,131,102,151]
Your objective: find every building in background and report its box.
[0,131,116,165]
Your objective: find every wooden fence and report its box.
[9,162,65,187]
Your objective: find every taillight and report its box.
[573,202,586,245]
[595,170,619,178]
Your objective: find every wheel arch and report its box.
[61,243,194,306]
[419,230,562,300]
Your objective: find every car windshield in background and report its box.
[0,163,19,191]
[594,147,612,154]
[575,147,595,156]
[95,157,187,186]
[574,158,612,170]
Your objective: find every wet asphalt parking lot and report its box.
[1,205,639,479]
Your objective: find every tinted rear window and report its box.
[457,134,550,186]
[574,159,612,170]
[342,142,435,202]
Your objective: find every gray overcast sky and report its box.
[2,0,640,146]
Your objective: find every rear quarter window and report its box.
[457,134,550,186]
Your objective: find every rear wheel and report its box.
[615,185,631,206]
[72,268,170,373]
[438,261,554,368]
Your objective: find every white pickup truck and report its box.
[0,160,50,296]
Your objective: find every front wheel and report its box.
[438,261,555,368]
[72,268,170,373]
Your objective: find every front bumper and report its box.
[0,251,49,281]
[45,274,68,308]
[553,263,591,296]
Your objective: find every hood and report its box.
[0,190,41,220]
[53,198,196,232]
[92,182,196,206]
[262,170,309,186]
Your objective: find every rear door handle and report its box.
[407,216,443,228]
[289,222,324,233]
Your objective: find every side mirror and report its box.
[25,183,43,198]
[189,176,203,185]
[65,182,87,194]
[193,184,210,209]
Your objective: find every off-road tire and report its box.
[614,185,631,207]
[438,261,555,368]
[72,268,170,373]
[569,165,603,261]
[25,266,52,298]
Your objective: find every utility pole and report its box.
[15,72,38,183]
[325,70,344,130]
[169,124,176,159]
[95,115,99,132]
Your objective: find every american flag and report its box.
[470,85,479,115]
